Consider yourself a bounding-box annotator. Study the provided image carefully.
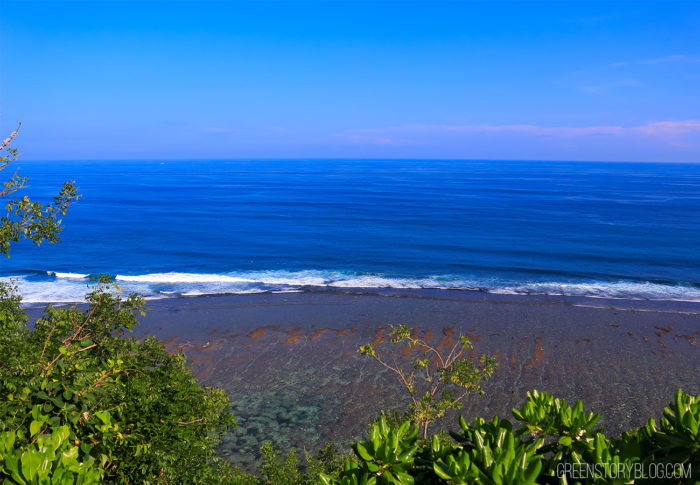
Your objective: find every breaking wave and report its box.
[1,270,699,304]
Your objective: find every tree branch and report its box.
[0,122,21,153]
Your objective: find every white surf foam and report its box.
[51,272,89,280]
[5,270,700,304]
[115,272,253,283]
[3,276,89,303]
[328,275,433,289]
[495,281,700,302]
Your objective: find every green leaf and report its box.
[21,450,41,482]
[30,420,42,437]
[355,442,373,462]
[433,462,452,480]
[319,474,337,485]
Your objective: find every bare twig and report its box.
[40,326,56,360]
[74,343,98,353]
[177,418,205,425]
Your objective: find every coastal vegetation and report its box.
[315,388,699,485]
[191,389,700,484]
[0,279,234,483]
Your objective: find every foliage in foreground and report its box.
[0,123,79,258]
[222,442,348,485]
[321,389,699,485]
[0,280,235,484]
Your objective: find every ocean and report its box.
[3,159,700,304]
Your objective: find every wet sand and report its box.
[26,289,700,469]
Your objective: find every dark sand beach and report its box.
[27,289,700,469]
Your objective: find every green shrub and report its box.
[221,442,346,485]
[0,280,235,484]
[0,425,101,484]
[320,389,699,485]
[446,416,542,484]
[322,416,419,485]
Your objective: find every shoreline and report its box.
[23,285,700,313]
[24,288,700,469]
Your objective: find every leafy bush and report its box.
[0,424,101,484]
[446,416,543,484]
[321,416,418,485]
[621,389,700,483]
[320,389,699,485]
[0,280,235,484]
[221,442,346,485]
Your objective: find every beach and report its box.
[30,288,697,468]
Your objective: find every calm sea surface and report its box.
[3,159,700,304]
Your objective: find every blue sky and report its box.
[1,1,699,162]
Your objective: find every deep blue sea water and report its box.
[2,159,699,304]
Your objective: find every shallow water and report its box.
[105,290,700,470]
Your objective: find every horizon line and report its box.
[15,156,700,165]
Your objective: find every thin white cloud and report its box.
[334,121,700,145]
[635,120,700,136]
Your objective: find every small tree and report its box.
[0,123,79,257]
[360,324,497,439]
